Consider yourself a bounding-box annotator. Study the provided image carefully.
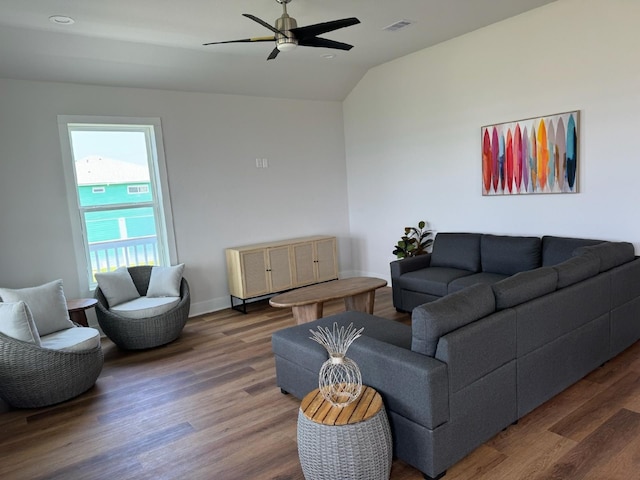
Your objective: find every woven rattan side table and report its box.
[297,385,392,480]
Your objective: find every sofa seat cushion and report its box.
[448,272,509,294]
[40,326,101,352]
[553,254,601,288]
[541,236,603,266]
[398,267,474,297]
[492,267,558,310]
[412,284,496,357]
[574,242,636,272]
[481,235,541,275]
[110,296,180,320]
[272,311,411,374]
[430,233,482,272]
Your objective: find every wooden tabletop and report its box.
[270,277,387,308]
[66,298,98,312]
[300,386,383,426]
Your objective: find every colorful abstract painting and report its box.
[481,111,579,195]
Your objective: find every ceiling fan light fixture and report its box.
[277,39,298,52]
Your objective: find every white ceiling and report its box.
[0,0,557,101]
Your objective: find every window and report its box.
[127,185,149,194]
[58,116,176,289]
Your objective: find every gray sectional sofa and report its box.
[271,234,640,480]
[391,233,606,313]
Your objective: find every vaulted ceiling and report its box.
[0,0,557,101]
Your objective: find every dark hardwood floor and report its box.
[1,286,640,479]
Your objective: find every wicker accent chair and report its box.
[0,330,104,408]
[95,266,190,350]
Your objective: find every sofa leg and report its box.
[424,471,446,480]
[280,388,289,395]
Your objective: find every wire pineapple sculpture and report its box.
[309,322,364,407]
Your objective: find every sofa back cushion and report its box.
[492,267,558,310]
[553,254,601,288]
[412,283,496,356]
[481,234,541,275]
[430,233,481,272]
[574,242,635,272]
[541,236,604,266]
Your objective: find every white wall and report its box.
[344,0,640,282]
[0,80,352,316]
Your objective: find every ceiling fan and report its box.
[203,0,360,60]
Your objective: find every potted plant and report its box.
[392,220,434,259]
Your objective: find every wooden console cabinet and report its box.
[226,236,338,312]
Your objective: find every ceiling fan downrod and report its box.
[275,0,297,51]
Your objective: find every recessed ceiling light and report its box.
[49,15,75,26]
[321,53,336,59]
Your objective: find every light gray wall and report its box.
[0,79,352,315]
[343,0,640,282]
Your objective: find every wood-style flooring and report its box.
[1,287,640,479]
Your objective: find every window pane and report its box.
[71,130,154,207]
[84,207,156,242]
[84,208,160,279]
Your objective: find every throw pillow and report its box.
[147,264,185,297]
[95,266,140,307]
[0,301,41,345]
[0,279,73,336]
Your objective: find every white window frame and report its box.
[58,115,178,293]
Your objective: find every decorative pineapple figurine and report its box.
[309,322,364,407]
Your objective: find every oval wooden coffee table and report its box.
[269,277,387,324]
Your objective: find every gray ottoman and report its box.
[271,311,412,400]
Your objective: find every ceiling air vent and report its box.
[383,19,414,32]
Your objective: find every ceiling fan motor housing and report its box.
[275,14,298,51]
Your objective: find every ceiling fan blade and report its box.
[243,13,287,37]
[267,47,280,60]
[298,37,354,51]
[203,36,275,46]
[291,17,360,40]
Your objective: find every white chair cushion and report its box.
[0,279,73,336]
[110,296,180,319]
[147,264,185,297]
[40,326,101,352]
[95,266,140,307]
[0,301,41,345]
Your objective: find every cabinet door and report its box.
[240,250,270,297]
[292,242,316,286]
[267,245,294,292]
[315,237,338,282]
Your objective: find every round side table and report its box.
[67,298,98,327]
[297,385,392,480]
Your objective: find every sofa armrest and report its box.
[391,254,433,311]
[391,254,432,277]
[348,335,449,430]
